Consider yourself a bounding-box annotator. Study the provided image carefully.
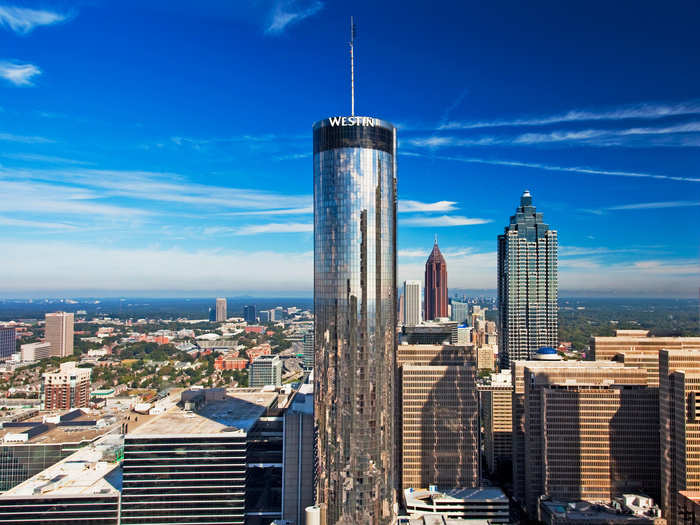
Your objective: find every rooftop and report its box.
[404,487,508,507]
[0,433,122,498]
[128,391,277,436]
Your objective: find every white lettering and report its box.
[328,116,378,127]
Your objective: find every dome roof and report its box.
[535,346,561,361]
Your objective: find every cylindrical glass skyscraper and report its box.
[313,115,397,524]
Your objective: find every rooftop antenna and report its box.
[349,16,356,116]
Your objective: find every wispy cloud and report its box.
[440,100,700,130]
[265,0,323,34]
[224,206,313,216]
[401,215,491,227]
[0,216,77,230]
[0,132,53,143]
[398,249,428,257]
[399,200,458,213]
[0,61,41,86]
[1,152,91,165]
[0,6,68,34]
[400,152,700,183]
[582,200,700,214]
[233,222,312,235]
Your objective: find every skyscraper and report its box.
[450,300,468,324]
[313,113,397,524]
[403,280,421,326]
[243,305,256,324]
[249,355,282,388]
[497,191,558,368]
[424,240,447,321]
[45,312,74,358]
[215,297,227,322]
[0,326,15,360]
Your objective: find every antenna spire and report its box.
[349,16,356,116]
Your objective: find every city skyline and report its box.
[2,1,699,298]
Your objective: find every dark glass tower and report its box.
[497,190,558,369]
[424,240,448,321]
[313,115,397,524]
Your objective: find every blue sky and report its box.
[1,0,699,297]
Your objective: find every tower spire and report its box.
[349,16,356,116]
[434,234,438,245]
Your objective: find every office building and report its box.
[215,297,227,322]
[45,312,74,358]
[401,321,459,345]
[20,341,52,362]
[302,329,314,370]
[497,191,558,368]
[479,371,512,475]
[450,300,468,324]
[397,344,478,491]
[540,496,663,525]
[659,349,700,524]
[249,355,282,388]
[42,362,91,410]
[0,326,15,360]
[244,305,257,324]
[512,357,658,518]
[313,113,397,524]
[209,306,217,322]
[121,389,278,525]
[0,434,123,525]
[424,240,448,321]
[591,330,700,386]
[470,305,486,326]
[259,310,271,323]
[402,487,509,524]
[282,384,314,525]
[404,280,422,326]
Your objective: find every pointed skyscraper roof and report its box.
[426,238,446,265]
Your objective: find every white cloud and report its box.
[0,132,53,143]
[401,215,491,227]
[607,200,700,211]
[1,153,91,165]
[234,222,312,235]
[439,100,700,130]
[266,0,323,34]
[0,216,77,230]
[398,249,428,257]
[0,6,67,34]
[0,61,41,86]
[0,242,314,293]
[399,200,458,213]
[225,206,313,216]
[400,152,700,183]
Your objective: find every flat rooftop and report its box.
[404,487,508,506]
[128,391,278,436]
[0,409,131,445]
[0,434,122,498]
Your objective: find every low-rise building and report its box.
[20,341,52,362]
[402,487,509,524]
[250,355,282,388]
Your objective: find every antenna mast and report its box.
[350,16,355,116]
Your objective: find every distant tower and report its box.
[403,280,421,326]
[45,312,74,357]
[424,239,448,321]
[497,190,558,369]
[215,298,227,322]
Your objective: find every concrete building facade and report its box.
[215,297,227,322]
[45,312,74,358]
[404,280,422,326]
[42,362,91,410]
[249,355,282,388]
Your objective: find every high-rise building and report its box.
[396,345,479,490]
[403,280,421,326]
[42,362,91,410]
[313,113,397,524]
[497,191,558,369]
[243,305,257,324]
[424,240,448,321]
[0,326,15,360]
[302,330,314,370]
[282,384,314,525]
[659,349,700,524]
[249,355,282,388]
[512,356,658,518]
[450,300,468,324]
[479,371,512,475]
[215,297,227,322]
[259,310,271,323]
[45,312,74,358]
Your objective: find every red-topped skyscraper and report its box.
[424,238,448,320]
